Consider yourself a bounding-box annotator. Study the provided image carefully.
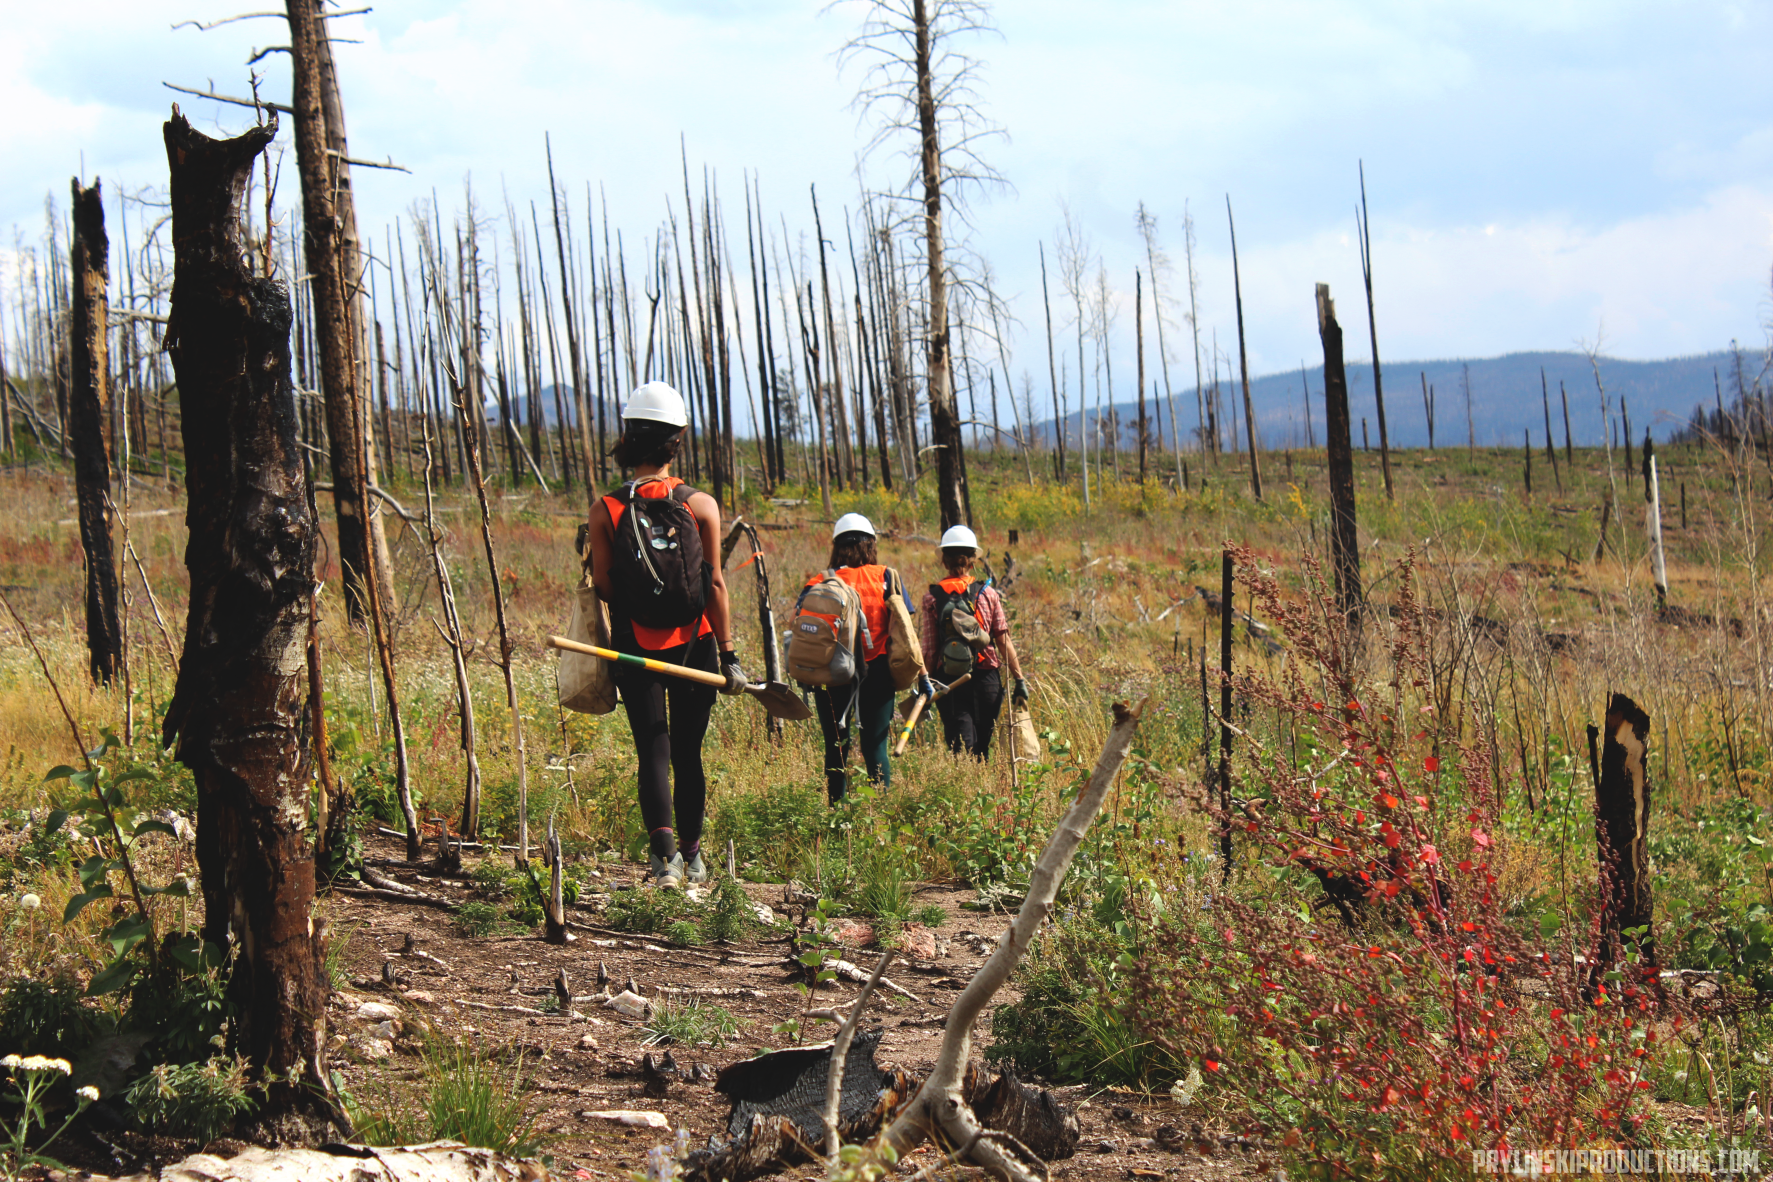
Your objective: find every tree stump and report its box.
[161,108,341,1143]
[69,179,121,685]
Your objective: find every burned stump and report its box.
[1594,693,1655,969]
[69,179,121,685]
[161,108,340,1143]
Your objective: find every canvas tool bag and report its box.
[883,568,925,691]
[558,534,618,715]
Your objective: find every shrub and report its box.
[1123,550,1675,1178]
[125,1056,256,1144]
[705,874,758,943]
[454,901,504,938]
[914,904,948,928]
[0,976,107,1061]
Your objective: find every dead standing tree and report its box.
[286,0,396,621]
[1318,284,1361,629]
[161,109,341,1143]
[1591,693,1655,971]
[69,179,123,685]
[838,0,1003,531]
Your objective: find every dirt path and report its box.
[318,835,1277,1182]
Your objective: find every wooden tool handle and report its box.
[892,695,928,756]
[890,672,972,755]
[546,634,727,689]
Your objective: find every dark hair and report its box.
[611,420,687,470]
[829,533,878,569]
[941,547,975,575]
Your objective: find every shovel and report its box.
[892,672,971,755]
[545,635,811,722]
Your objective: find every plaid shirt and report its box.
[920,578,1008,671]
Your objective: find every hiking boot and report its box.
[683,851,708,884]
[650,851,685,890]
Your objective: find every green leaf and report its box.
[44,765,81,783]
[63,885,113,923]
[44,809,70,833]
[86,958,137,997]
[106,915,152,957]
[78,855,116,888]
[133,820,178,839]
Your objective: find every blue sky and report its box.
[3,0,1770,393]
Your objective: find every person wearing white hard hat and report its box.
[586,382,748,889]
[803,513,923,804]
[919,523,1027,759]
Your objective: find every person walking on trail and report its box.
[920,525,1028,759]
[586,382,749,889]
[804,513,921,805]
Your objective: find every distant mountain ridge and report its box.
[1024,349,1754,452]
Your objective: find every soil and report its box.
[44,830,1276,1182]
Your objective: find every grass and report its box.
[345,1039,545,1154]
[4,438,1773,1167]
[642,999,742,1048]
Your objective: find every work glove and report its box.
[720,651,750,696]
[1012,677,1030,707]
[917,674,937,699]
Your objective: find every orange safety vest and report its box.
[602,476,712,650]
[819,564,892,663]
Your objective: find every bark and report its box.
[1357,165,1393,500]
[1135,268,1147,482]
[69,179,123,686]
[1594,693,1655,969]
[161,109,341,1143]
[1318,284,1361,629]
[916,0,966,529]
[1227,199,1261,499]
[286,0,395,622]
[879,701,1145,1182]
[1040,243,1064,477]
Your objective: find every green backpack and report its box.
[930,582,990,680]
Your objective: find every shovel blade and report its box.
[745,681,811,722]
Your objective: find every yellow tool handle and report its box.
[891,672,971,755]
[546,634,727,689]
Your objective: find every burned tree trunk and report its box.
[287,0,395,622]
[1317,284,1361,628]
[69,179,122,686]
[915,0,967,530]
[161,110,340,1143]
[1594,693,1654,968]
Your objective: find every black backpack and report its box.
[930,582,990,679]
[608,480,710,630]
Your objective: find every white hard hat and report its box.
[939,524,979,553]
[832,512,876,539]
[622,381,689,428]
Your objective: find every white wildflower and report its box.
[18,1056,72,1075]
[17,894,40,912]
[77,1086,99,1102]
[0,1055,20,1069]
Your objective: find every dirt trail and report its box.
[316,835,1275,1182]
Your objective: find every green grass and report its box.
[642,999,741,1048]
[346,1039,545,1155]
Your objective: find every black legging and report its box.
[813,654,896,804]
[936,665,1004,759]
[611,628,717,860]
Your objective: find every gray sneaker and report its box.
[650,851,685,890]
[684,851,708,884]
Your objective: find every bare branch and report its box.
[163,81,293,115]
[172,6,370,32]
